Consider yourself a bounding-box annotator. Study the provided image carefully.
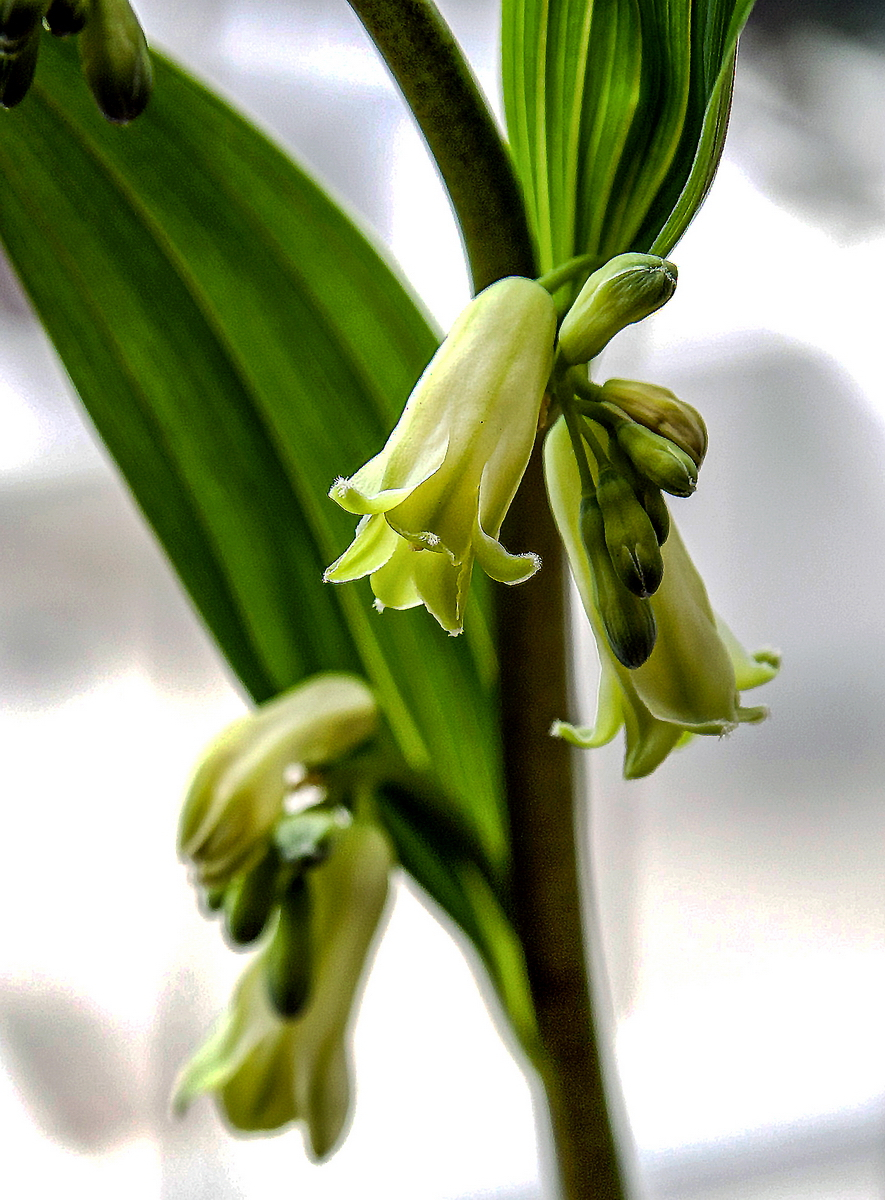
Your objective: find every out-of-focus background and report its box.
[0,1,883,1196]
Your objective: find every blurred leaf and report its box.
[0,40,514,978]
[502,0,756,270]
[375,784,537,1052]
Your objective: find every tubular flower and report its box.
[324,276,558,635]
[178,674,378,890]
[544,417,779,778]
[174,822,393,1160]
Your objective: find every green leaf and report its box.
[502,0,756,271]
[0,41,508,891]
[375,783,538,1053]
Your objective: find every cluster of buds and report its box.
[0,0,151,121]
[568,372,708,669]
[175,674,394,1156]
[544,252,778,775]
[550,253,711,669]
[324,252,778,777]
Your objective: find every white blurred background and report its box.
[0,1,883,1197]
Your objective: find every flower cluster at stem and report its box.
[175,674,394,1154]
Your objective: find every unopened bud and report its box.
[580,494,656,668]
[265,874,313,1019]
[559,253,677,365]
[635,479,670,546]
[615,422,698,497]
[0,27,37,108]
[601,378,707,467]
[79,0,151,123]
[0,0,47,52]
[224,844,282,948]
[44,0,89,35]
[595,465,664,597]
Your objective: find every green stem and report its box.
[345,0,535,291]
[346,4,630,1195]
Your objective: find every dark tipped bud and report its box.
[580,494,657,668]
[635,479,670,546]
[224,843,282,947]
[79,0,151,123]
[615,422,698,497]
[0,1,47,53]
[0,27,37,108]
[595,465,664,597]
[559,253,677,365]
[265,874,313,1019]
[601,378,707,467]
[45,0,89,36]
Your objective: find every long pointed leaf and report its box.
[0,41,517,937]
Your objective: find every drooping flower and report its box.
[178,674,378,890]
[544,416,779,778]
[324,276,558,634]
[174,822,393,1160]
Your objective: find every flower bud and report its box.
[594,464,664,597]
[79,0,151,123]
[0,26,37,109]
[615,420,698,497]
[635,478,670,545]
[44,0,89,36]
[601,378,707,467]
[223,843,282,948]
[558,253,677,365]
[0,0,47,53]
[580,493,657,669]
[265,874,313,1019]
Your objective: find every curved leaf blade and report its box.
[502,0,756,270]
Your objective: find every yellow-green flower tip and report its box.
[173,823,393,1161]
[178,674,378,888]
[544,417,779,777]
[558,253,677,365]
[325,276,556,634]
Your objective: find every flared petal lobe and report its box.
[544,417,779,777]
[326,276,557,633]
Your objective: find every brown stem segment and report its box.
[345,0,535,292]
[345,3,630,1195]
[498,446,629,1200]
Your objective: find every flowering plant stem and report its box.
[346,1,630,1195]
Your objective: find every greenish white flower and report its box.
[325,276,557,635]
[544,417,779,778]
[178,674,378,889]
[173,822,393,1159]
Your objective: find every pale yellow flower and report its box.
[544,416,779,777]
[174,822,393,1159]
[325,276,557,634]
